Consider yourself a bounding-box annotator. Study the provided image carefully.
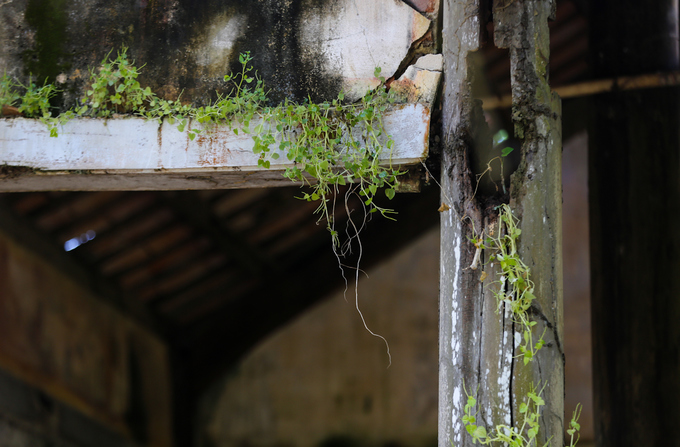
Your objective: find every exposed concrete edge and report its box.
[0,104,430,191]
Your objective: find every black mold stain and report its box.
[14,0,347,108]
[173,0,343,104]
[23,0,70,83]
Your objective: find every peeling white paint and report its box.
[452,386,462,414]
[527,164,536,178]
[0,104,428,173]
[498,305,513,427]
[536,116,549,137]
[451,232,461,354]
[299,0,430,101]
[414,54,443,71]
[450,222,462,438]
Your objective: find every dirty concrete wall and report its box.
[199,228,440,447]
[0,0,435,107]
[0,228,172,446]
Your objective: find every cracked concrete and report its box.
[298,0,431,101]
[1,0,438,106]
[391,54,443,104]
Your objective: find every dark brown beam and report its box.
[589,0,680,445]
[159,191,276,278]
[105,225,194,278]
[0,196,166,337]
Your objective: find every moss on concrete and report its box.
[23,0,70,83]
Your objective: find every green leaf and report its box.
[528,392,545,406]
[472,426,487,440]
[501,146,514,157]
[493,129,509,145]
[385,188,395,200]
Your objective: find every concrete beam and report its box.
[0,104,430,192]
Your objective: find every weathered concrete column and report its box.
[439,0,563,445]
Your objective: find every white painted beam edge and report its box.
[0,104,430,173]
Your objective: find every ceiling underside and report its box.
[0,0,587,390]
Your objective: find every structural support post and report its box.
[439,1,563,446]
[589,1,680,445]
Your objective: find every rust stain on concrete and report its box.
[196,128,232,167]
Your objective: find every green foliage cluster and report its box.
[0,73,71,137]
[462,383,549,446]
[472,204,545,365]
[183,52,266,140]
[79,48,155,117]
[253,66,401,244]
[83,50,401,242]
[0,74,21,109]
[1,49,403,243]
[461,383,581,447]
[462,201,581,446]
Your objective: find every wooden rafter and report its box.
[0,198,166,335]
[482,71,680,109]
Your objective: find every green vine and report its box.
[461,383,581,447]
[471,204,545,365]
[0,49,404,245]
[1,73,72,137]
[462,382,547,446]
[78,47,156,117]
[253,66,402,245]
[460,172,581,445]
[0,73,21,110]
